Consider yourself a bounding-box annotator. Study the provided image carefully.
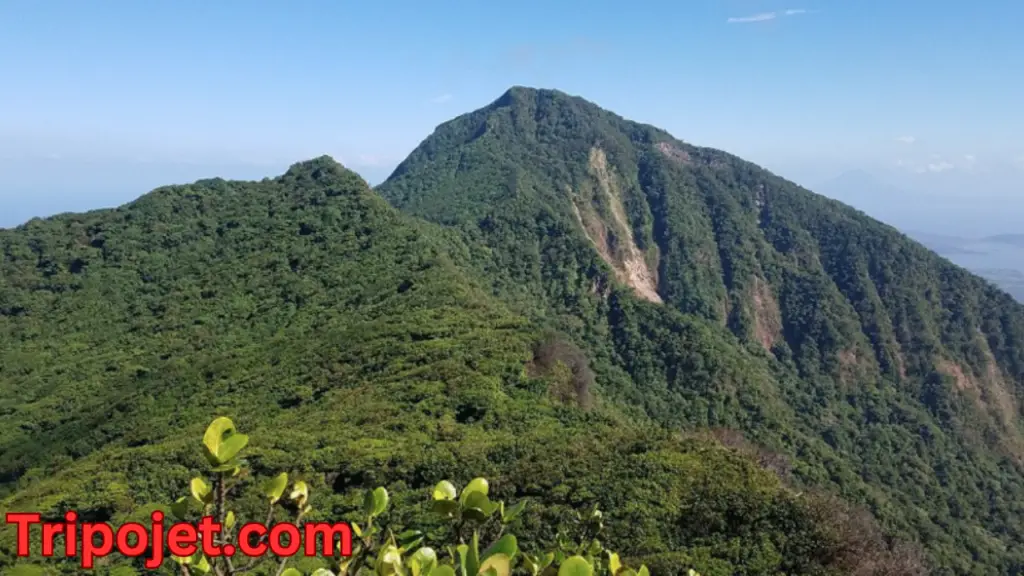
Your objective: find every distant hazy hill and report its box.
[986,234,1024,247]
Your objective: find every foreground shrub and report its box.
[165,417,696,576]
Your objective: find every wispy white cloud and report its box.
[895,136,916,144]
[430,93,452,104]
[727,12,777,23]
[926,161,955,173]
[727,8,817,24]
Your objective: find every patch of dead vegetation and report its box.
[837,345,878,385]
[838,348,859,382]
[694,427,928,575]
[977,335,1018,431]
[895,350,908,380]
[937,359,973,391]
[655,141,691,165]
[528,334,595,410]
[704,427,792,481]
[938,345,1023,461]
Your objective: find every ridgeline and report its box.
[4,88,1024,575]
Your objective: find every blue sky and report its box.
[2,0,1023,229]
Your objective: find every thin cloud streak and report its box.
[727,8,816,24]
[430,94,452,104]
[727,12,777,23]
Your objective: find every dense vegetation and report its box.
[0,86,1021,574]
[0,157,914,575]
[379,87,1024,574]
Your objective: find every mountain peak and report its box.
[284,155,350,179]
[495,85,571,101]
[486,86,612,121]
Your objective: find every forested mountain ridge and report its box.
[1,86,1023,575]
[378,87,1024,573]
[0,158,921,575]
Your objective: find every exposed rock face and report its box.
[571,147,661,304]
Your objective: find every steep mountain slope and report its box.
[378,87,1024,574]
[0,159,904,575]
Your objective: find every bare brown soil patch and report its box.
[571,148,662,304]
[751,276,782,351]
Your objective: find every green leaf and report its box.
[202,417,248,466]
[478,554,511,576]
[217,433,249,464]
[607,552,621,576]
[290,480,309,505]
[456,544,469,576]
[312,570,336,576]
[462,507,488,523]
[459,477,489,504]
[431,499,460,517]
[433,480,458,500]
[399,529,424,542]
[372,486,390,517]
[429,566,456,576]
[466,531,481,576]
[462,491,495,522]
[501,500,527,523]
[362,488,375,517]
[637,567,650,576]
[189,477,211,504]
[281,570,303,576]
[376,544,404,576]
[558,556,592,576]
[192,553,211,574]
[398,529,425,551]
[411,547,439,576]
[171,496,190,520]
[225,510,236,530]
[263,472,288,503]
[482,534,517,561]
[523,554,540,576]
[210,462,240,473]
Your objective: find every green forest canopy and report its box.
[3,87,1024,575]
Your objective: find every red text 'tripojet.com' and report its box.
[6,511,353,569]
